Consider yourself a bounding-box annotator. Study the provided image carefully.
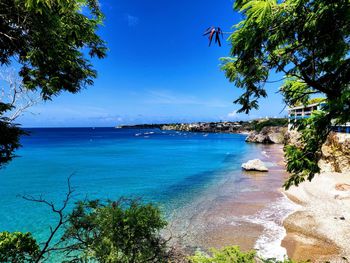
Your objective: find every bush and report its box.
[0,198,176,262]
[0,231,40,263]
[188,246,308,263]
[60,199,171,262]
[252,118,288,132]
[188,246,256,263]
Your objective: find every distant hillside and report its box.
[119,118,288,134]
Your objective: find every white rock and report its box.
[242,159,268,172]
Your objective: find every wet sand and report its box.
[168,142,350,262]
[169,144,296,259]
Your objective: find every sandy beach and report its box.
[170,141,350,262]
[282,172,350,262]
[170,144,297,260]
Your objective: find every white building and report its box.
[288,102,350,133]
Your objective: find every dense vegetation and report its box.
[0,232,39,262]
[189,246,256,263]
[293,98,326,107]
[0,103,26,167]
[222,0,350,188]
[61,199,171,262]
[189,246,305,263]
[249,118,288,132]
[0,198,174,262]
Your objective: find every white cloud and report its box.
[125,14,139,27]
[227,110,237,118]
[146,89,228,108]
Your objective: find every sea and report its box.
[0,128,297,260]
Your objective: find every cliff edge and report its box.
[319,133,350,173]
[245,126,287,144]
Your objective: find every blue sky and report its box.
[18,0,287,127]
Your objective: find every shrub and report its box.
[188,246,256,263]
[0,231,40,263]
[252,118,288,132]
[188,246,308,263]
[60,199,171,262]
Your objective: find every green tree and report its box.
[59,199,172,262]
[188,246,256,263]
[221,0,350,188]
[0,180,175,262]
[0,232,40,262]
[0,0,106,166]
[0,103,26,167]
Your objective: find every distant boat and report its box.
[135,133,142,136]
[203,133,209,137]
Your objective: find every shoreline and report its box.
[169,143,296,260]
[170,139,350,262]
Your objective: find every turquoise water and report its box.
[0,128,259,243]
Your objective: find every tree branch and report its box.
[0,68,40,121]
[21,175,74,263]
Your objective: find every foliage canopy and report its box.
[0,231,40,263]
[222,0,350,188]
[0,0,106,99]
[60,199,171,262]
[0,103,26,167]
[189,246,256,263]
[0,198,174,262]
[188,246,305,263]
[251,118,288,132]
[0,0,106,167]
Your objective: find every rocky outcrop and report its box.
[286,130,350,174]
[285,130,303,148]
[242,159,268,172]
[283,172,350,261]
[318,133,350,173]
[245,126,287,144]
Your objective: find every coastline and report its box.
[12,128,349,261]
[282,172,350,262]
[169,136,350,262]
[169,143,297,260]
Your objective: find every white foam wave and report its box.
[243,195,299,260]
[262,151,270,157]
